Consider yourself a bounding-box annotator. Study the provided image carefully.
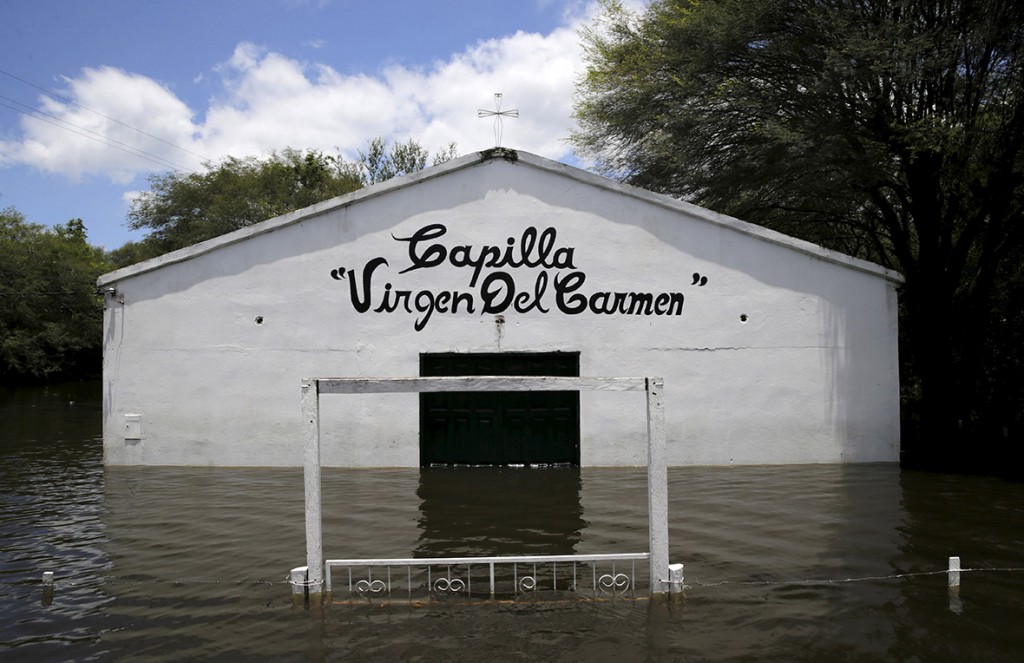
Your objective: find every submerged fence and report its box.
[324,552,650,601]
[298,375,680,604]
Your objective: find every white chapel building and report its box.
[97,149,902,467]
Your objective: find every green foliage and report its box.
[0,208,107,383]
[106,238,165,270]
[126,148,364,260]
[121,139,459,266]
[431,141,461,167]
[1,138,460,381]
[573,0,1024,466]
[359,137,429,184]
[358,137,459,184]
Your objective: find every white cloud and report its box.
[121,189,142,205]
[2,66,203,182]
[3,5,594,182]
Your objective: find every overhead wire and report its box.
[0,69,211,163]
[0,96,191,173]
[0,67,211,173]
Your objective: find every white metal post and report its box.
[948,556,961,587]
[646,377,669,594]
[948,555,963,614]
[668,563,684,594]
[290,566,308,606]
[301,378,323,600]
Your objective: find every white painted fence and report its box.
[299,375,676,603]
[325,552,650,600]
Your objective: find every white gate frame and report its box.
[299,375,672,601]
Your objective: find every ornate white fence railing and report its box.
[325,552,650,601]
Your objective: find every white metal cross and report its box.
[477,93,519,148]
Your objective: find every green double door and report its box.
[419,353,580,467]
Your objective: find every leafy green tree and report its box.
[358,137,460,184]
[0,208,107,383]
[124,148,364,260]
[359,137,428,184]
[431,141,461,167]
[106,237,164,270]
[119,140,459,267]
[573,0,1024,470]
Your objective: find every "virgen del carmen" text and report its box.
[329,224,706,332]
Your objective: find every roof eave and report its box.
[99,148,904,287]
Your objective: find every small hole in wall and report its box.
[740,314,748,323]
[254,316,264,325]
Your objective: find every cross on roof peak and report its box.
[477,93,519,148]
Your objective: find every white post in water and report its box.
[41,571,55,607]
[646,377,670,594]
[301,379,323,601]
[668,563,685,594]
[948,556,961,587]
[290,566,308,606]
[947,555,963,614]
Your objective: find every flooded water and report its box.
[2,382,1023,661]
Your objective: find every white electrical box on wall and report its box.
[124,414,142,440]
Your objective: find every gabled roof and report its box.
[98,148,903,287]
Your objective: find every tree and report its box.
[119,139,459,267]
[573,0,1024,471]
[124,148,364,261]
[358,136,460,184]
[0,208,107,383]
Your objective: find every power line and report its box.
[0,96,192,173]
[0,67,211,164]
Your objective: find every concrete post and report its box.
[646,377,669,595]
[948,556,963,614]
[668,563,684,594]
[301,379,323,602]
[948,556,961,587]
[41,571,55,606]
[290,566,308,607]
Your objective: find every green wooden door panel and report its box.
[420,353,580,466]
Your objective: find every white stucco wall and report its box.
[99,151,901,467]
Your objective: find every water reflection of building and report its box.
[415,467,584,557]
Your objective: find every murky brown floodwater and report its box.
[2,382,1023,661]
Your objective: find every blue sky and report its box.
[1,0,626,250]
